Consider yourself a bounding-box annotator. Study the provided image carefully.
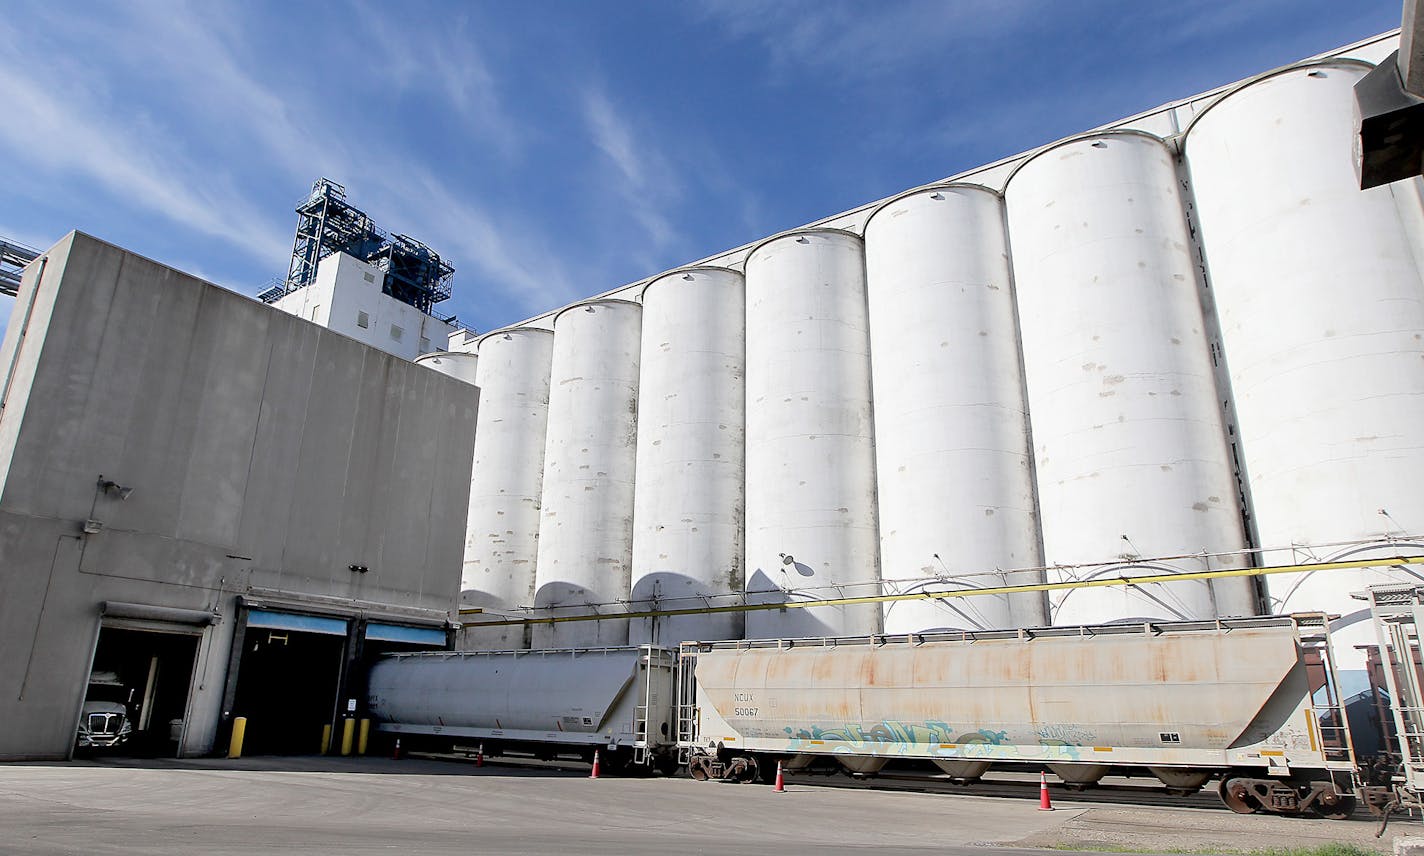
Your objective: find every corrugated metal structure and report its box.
[458,32,1421,649]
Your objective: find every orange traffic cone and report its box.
[1038,771,1053,811]
[392,738,403,761]
[590,750,601,779]
[774,761,786,793]
[475,745,484,767]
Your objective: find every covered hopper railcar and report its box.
[366,588,1424,820]
[367,646,678,773]
[677,614,1363,817]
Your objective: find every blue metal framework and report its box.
[259,179,454,315]
[0,236,40,297]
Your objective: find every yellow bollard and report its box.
[320,723,332,755]
[358,718,371,756]
[227,717,247,759]
[340,718,355,756]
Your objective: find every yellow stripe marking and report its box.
[1260,750,1285,757]
[1305,713,1319,753]
[1093,747,1113,752]
[458,555,1424,627]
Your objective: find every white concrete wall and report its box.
[0,233,476,760]
[271,253,455,361]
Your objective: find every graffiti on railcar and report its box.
[778,720,1092,761]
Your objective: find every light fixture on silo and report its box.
[96,476,133,500]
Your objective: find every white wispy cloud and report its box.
[0,224,60,254]
[362,166,582,321]
[0,30,291,263]
[0,1,585,325]
[350,2,525,160]
[695,0,1034,81]
[581,86,685,262]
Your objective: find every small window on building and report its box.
[357,311,369,329]
[419,336,431,352]
[363,271,376,283]
[390,324,404,342]
[310,305,321,321]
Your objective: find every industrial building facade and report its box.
[0,234,475,760]
[1,30,1420,762]
[455,29,1424,694]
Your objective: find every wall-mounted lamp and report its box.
[97,476,134,500]
[348,564,369,574]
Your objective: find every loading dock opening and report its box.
[81,626,199,757]
[229,610,347,755]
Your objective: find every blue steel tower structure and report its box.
[259,178,454,316]
[0,237,40,297]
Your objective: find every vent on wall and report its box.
[357,311,369,329]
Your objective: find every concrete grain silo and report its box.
[1184,60,1424,680]
[533,300,642,648]
[458,329,552,650]
[743,230,882,639]
[414,351,479,385]
[630,267,746,646]
[1006,132,1254,625]
[863,185,1045,632]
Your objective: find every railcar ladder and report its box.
[675,648,699,764]
[1369,585,1424,801]
[1297,616,1359,770]
[631,647,675,765]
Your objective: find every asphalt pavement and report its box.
[0,755,1400,855]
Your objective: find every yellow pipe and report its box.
[340,718,355,756]
[358,718,371,756]
[459,555,1424,627]
[227,717,246,759]
[320,723,332,755]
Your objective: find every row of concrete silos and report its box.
[451,57,1424,653]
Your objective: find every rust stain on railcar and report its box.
[694,625,1304,754]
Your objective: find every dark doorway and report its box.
[230,627,345,755]
[82,626,200,757]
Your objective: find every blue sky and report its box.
[0,0,1402,334]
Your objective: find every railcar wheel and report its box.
[688,762,708,781]
[733,756,760,784]
[1220,778,1258,814]
[1314,794,1356,820]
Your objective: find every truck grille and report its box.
[87,712,123,735]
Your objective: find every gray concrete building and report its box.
[0,233,476,760]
